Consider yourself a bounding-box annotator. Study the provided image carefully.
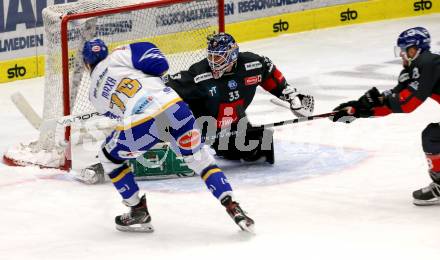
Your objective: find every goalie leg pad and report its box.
[212,126,274,163]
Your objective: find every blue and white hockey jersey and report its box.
[89,42,181,124]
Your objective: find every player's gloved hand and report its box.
[281,86,314,118]
[330,87,383,123]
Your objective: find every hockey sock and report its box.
[201,165,233,200]
[427,153,440,172]
[425,153,440,183]
[108,164,140,206]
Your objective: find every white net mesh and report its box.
[4,0,220,168]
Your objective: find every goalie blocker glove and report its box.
[330,87,383,123]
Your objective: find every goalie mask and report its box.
[207,33,239,79]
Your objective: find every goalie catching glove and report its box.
[330,87,383,123]
[281,86,315,117]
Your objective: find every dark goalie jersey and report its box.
[165,52,288,129]
[373,51,440,116]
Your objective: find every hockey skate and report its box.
[264,141,275,164]
[115,194,154,232]
[222,196,255,233]
[413,182,440,206]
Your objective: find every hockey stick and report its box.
[48,109,334,141]
[11,91,113,130]
[204,111,336,142]
[12,89,333,140]
[11,92,43,130]
[256,111,336,128]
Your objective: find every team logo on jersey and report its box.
[245,61,262,71]
[263,56,274,71]
[209,86,217,96]
[177,129,201,150]
[170,73,181,80]
[217,100,244,128]
[163,87,172,93]
[228,80,238,90]
[132,96,153,114]
[244,75,262,86]
[194,72,213,83]
[139,48,165,62]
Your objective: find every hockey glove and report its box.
[330,87,383,123]
[281,86,315,118]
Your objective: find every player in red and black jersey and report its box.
[331,27,440,205]
[165,33,314,164]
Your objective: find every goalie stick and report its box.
[270,98,291,110]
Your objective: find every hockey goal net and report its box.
[4,0,224,170]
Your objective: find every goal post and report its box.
[4,0,225,170]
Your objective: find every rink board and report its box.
[0,0,439,84]
[227,0,440,42]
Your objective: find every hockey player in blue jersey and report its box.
[82,39,254,232]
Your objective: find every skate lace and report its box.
[121,212,131,221]
[228,204,246,217]
[429,182,440,197]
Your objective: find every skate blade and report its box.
[73,176,99,185]
[413,198,440,206]
[238,220,255,234]
[116,223,154,233]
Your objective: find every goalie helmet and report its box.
[83,38,109,67]
[396,27,431,54]
[207,32,239,79]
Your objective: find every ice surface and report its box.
[1,14,440,259]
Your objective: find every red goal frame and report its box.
[59,0,225,169]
